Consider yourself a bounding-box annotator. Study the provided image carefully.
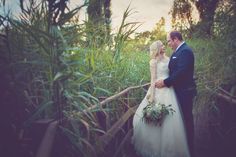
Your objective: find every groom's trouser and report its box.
[176,91,195,157]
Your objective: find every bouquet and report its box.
[142,101,175,126]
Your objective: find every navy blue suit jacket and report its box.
[164,43,196,95]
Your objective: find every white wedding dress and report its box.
[132,58,190,157]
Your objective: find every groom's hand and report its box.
[155,80,165,88]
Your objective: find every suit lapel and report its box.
[175,43,186,55]
[168,43,186,71]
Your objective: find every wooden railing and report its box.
[33,83,150,157]
[94,83,150,156]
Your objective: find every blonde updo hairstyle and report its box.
[149,40,163,59]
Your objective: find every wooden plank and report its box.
[35,120,59,157]
[34,119,55,125]
[113,129,133,157]
[99,105,138,148]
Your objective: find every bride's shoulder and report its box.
[149,59,157,66]
[149,59,157,64]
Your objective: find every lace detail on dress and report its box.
[156,58,169,80]
[132,57,190,157]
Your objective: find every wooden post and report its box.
[35,120,59,157]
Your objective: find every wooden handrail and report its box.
[99,105,138,148]
[68,83,150,154]
[206,86,236,105]
[80,83,150,114]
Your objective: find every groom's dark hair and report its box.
[170,31,183,41]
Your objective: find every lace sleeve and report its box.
[147,59,157,103]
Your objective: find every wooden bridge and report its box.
[25,83,150,157]
[19,83,229,157]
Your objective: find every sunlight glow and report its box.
[165,24,172,33]
[164,17,172,33]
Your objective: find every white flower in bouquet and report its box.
[142,101,175,126]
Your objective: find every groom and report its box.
[156,30,197,157]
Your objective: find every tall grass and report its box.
[2,1,235,156]
[188,38,236,110]
[59,7,149,155]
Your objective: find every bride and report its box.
[132,40,190,157]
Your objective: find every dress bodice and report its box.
[156,58,169,80]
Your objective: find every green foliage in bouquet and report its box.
[142,102,175,126]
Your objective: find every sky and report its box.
[110,0,174,32]
[1,0,175,33]
[69,0,174,32]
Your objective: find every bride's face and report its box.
[155,44,165,58]
[160,44,165,55]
